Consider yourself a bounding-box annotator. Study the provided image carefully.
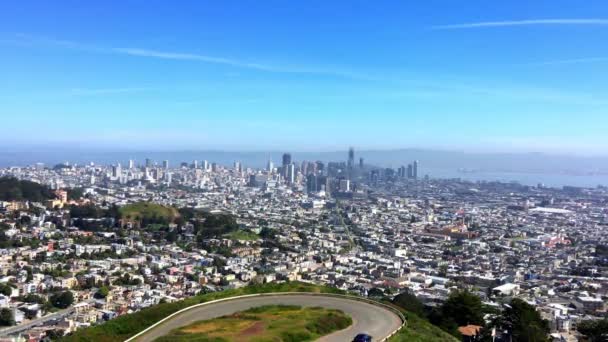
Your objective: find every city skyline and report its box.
[2,1,608,154]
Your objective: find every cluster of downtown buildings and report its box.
[0,149,606,341]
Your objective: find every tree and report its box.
[66,187,84,200]
[0,283,14,296]
[0,308,14,326]
[166,229,178,243]
[392,289,425,316]
[16,294,45,304]
[500,299,549,342]
[212,256,227,268]
[45,329,65,340]
[0,177,53,202]
[95,286,110,299]
[259,227,277,239]
[576,319,608,342]
[367,287,385,298]
[432,290,484,335]
[50,291,74,309]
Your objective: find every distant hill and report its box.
[0,177,54,202]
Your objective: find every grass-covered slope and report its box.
[388,311,459,342]
[59,282,344,342]
[223,230,260,241]
[60,280,457,342]
[119,202,179,222]
[154,305,352,342]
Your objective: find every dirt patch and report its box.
[239,321,265,337]
[182,320,252,334]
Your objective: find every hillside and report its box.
[119,202,179,226]
[0,177,53,202]
[59,281,458,342]
[58,282,344,342]
[154,305,352,342]
[389,311,459,342]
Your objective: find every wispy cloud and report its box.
[6,34,372,80]
[68,87,152,96]
[111,47,278,71]
[523,57,608,66]
[111,47,377,80]
[432,19,608,29]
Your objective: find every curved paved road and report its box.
[134,294,403,342]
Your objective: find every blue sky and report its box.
[1,1,608,154]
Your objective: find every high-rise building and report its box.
[398,166,406,178]
[359,157,364,169]
[128,159,135,169]
[162,160,169,169]
[152,168,160,181]
[407,164,413,179]
[339,179,351,192]
[193,160,199,169]
[301,161,308,175]
[267,159,274,172]
[211,162,218,172]
[347,147,355,168]
[316,161,325,173]
[413,160,419,179]
[370,170,380,183]
[286,163,295,184]
[145,158,152,168]
[306,174,317,193]
[112,163,122,178]
[347,147,355,180]
[202,160,209,171]
[325,177,333,196]
[308,161,317,175]
[282,153,292,166]
[234,161,242,172]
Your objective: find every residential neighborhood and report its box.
[0,155,606,341]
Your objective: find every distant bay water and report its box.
[1,149,607,188]
[423,167,608,188]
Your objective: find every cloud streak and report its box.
[111,47,280,71]
[68,87,152,96]
[7,34,372,80]
[523,57,608,66]
[432,18,608,29]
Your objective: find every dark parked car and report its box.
[353,333,373,342]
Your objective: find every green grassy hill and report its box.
[223,230,260,241]
[59,281,458,342]
[59,282,344,342]
[389,311,459,342]
[155,305,352,342]
[119,202,179,223]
